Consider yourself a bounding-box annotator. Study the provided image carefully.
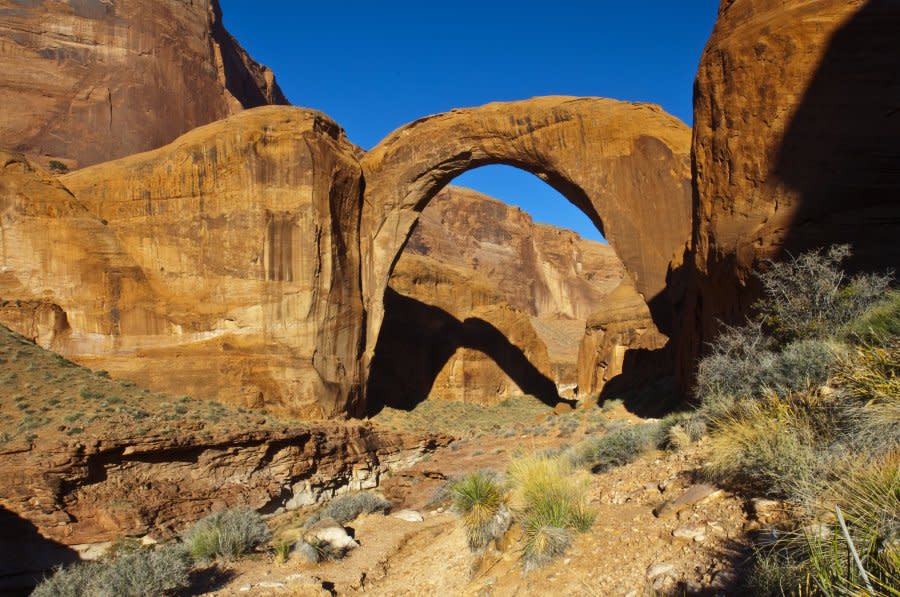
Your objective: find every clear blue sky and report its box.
[220,1,718,242]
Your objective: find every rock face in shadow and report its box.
[0,0,287,168]
[577,274,666,398]
[372,257,559,408]
[684,0,900,387]
[1,107,365,418]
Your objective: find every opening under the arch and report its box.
[366,165,668,418]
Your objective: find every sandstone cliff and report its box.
[683,0,900,387]
[2,106,365,419]
[0,0,287,168]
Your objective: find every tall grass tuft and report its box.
[508,454,595,570]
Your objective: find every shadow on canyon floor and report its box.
[774,0,900,273]
[0,506,79,596]
[366,289,563,415]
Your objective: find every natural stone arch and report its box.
[360,96,694,387]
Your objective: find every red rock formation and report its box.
[683,0,900,388]
[0,0,287,168]
[360,97,693,398]
[1,107,365,419]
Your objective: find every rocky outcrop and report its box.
[684,0,900,387]
[360,97,694,395]
[406,186,625,321]
[0,0,287,168]
[577,274,667,398]
[0,422,448,582]
[1,106,365,419]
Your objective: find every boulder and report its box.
[0,0,287,168]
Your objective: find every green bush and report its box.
[47,160,68,174]
[303,491,391,528]
[33,545,189,597]
[566,422,663,472]
[182,507,270,562]
[451,471,509,551]
[844,290,900,344]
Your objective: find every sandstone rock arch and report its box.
[360,97,693,386]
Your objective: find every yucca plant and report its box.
[451,471,509,551]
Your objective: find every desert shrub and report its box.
[182,506,270,562]
[33,562,95,597]
[508,454,595,569]
[753,454,900,597]
[451,470,509,551]
[703,396,820,499]
[303,491,391,528]
[566,422,663,472]
[755,244,891,343]
[47,160,68,173]
[33,545,189,597]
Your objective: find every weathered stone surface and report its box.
[0,422,448,547]
[683,0,900,388]
[576,273,667,398]
[378,185,628,403]
[0,0,287,168]
[360,97,694,397]
[2,107,365,418]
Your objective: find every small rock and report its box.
[647,562,675,579]
[750,498,781,519]
[293,540,320,563]
[652,575,677,592]
[392,509,424,522]
[257,581,287,589]
[673,525,707,542]
[653,483,720,519]
[238,585,252,593]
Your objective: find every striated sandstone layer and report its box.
[0,0,287,168]
[0,423,448,579]
[684,0,900,387]
[361,97,693,395]
[2,106,365,418]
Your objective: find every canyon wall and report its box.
[0,0,287,168]
[2,107,366,419]
[683,0,900,387]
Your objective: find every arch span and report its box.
[360,96,693,382]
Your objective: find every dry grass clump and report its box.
[181,507,270,562]
[565,421,664,472]
[508,454,595,570]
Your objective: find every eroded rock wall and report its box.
[0,0,287,168]
[684,0,900,387]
